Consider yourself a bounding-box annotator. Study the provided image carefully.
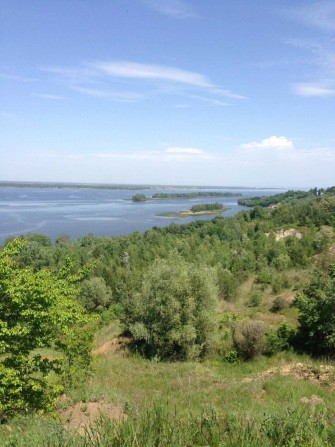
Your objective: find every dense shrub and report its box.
[294,264,335,355]
[125,254,219,360]
[232,320,265,359]
[0,240,94,421]
[79,277,113,312]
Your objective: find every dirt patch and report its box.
[242,362,335,387]
[266,229,302,241]
[93,336,131,355]
[60,401,125,432]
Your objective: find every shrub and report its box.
[232,320,265,360]
[294,264,335,355]
[79,277,113,312]
[271,296,288,313]
[125,254,219,360]
[0,239,94,421]
[247,291,262,307]
[265,322,296,355]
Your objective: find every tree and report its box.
[79,276,113,312]
[0,239,94,421]
[132,194,147,202]
[126,254,219,360]
[294,264,335,355]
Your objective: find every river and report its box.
[0,186,286,244]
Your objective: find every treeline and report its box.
[132,191,241,201]
[9,192,335,310]
[151,191,241,199]
[190,202,224,212]
[238,186,335,207]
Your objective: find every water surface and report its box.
[0,187,285,244]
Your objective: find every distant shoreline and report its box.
[0,181,285,191]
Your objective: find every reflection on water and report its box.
[0,187,286,244]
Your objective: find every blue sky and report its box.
[1,0,335,187]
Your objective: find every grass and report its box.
[2,344,335,446]
[2,266,335,446]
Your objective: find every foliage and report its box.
[232,320,265,359]
[131,194,147,202]
[265,322,296,355]
[190,202,224,212]
[238,189,315,207]
[0,239,94,421]
[125,254,219,360]
[247,291,262,307]
[294,264,335,355]
[79,277,113,312]
[271,295,288,312]
[152,191,241,199]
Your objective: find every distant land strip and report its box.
[132,192,241,201]
[0,181,278,191]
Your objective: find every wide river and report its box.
[0,186,286,245]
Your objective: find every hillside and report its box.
[1,188,335,446]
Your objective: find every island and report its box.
[158,202,228,218]
[131,191,241,201]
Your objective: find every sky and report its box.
[1,0,335,188]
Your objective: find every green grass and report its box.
[2,347,335,446]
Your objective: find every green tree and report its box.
[0,239,94,421]
[126,254,219,360]
[294,264,335,355]
[79,276,113,312]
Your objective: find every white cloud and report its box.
[141,0,197,19]
[5,143,335,188]
[41,60,245,104]
[241,136,294,150]
[71,86,143,102]
[164,147,205,154]
[292,83,335,97]
[33,93,66,100]
[0,73,38,82]
[90,61,213,88]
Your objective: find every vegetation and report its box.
[152,191,241,199]
[0,240,94,421]
[131,193,147,202]
[2,186,335,444]
[125,254,218,359]
[190,202,224,212]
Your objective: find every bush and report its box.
[125,254,219,360]
[271,296,288,313]
[294,264,335,355]
[0,240,94,421]
[79,277,113,312]
[232,320,265,360]
[247,291,262,307]
[265,322,296,355]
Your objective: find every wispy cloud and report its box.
[41,60,246,105]
[71,86,143,102]
[90,61,213,88]
[0,73,38,82]
[292,1,335,31]
[291,82,335,97]
[140,0,197,19]
[33,93,66,100]
[284,4,335,98]
[164,147,205,154]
